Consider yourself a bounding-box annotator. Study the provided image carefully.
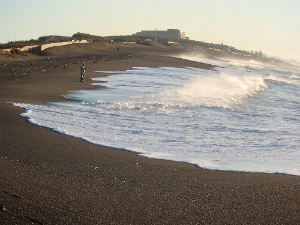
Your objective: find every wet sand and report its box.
[0,43,300,224]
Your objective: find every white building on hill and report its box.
[133,29,189,40]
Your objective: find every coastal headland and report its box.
[0,41,299,224]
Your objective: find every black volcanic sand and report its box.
[0,42,300,225]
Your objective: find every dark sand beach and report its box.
[0,42,300,224]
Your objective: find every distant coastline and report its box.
[1,32,298,68]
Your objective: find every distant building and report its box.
[133,29,189,40]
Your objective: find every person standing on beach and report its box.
[80,62,88,82]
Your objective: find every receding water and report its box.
[14,56,300,175]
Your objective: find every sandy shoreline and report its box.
[1,43,300,224]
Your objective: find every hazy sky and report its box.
[1,0,300,61]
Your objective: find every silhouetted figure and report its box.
[80,62,88,82]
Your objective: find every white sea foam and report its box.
[13,57,300,176]
[174,70,266,108]
[91,67,267,109]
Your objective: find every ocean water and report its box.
[14,55,300,176]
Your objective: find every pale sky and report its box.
[1,0,300,61]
